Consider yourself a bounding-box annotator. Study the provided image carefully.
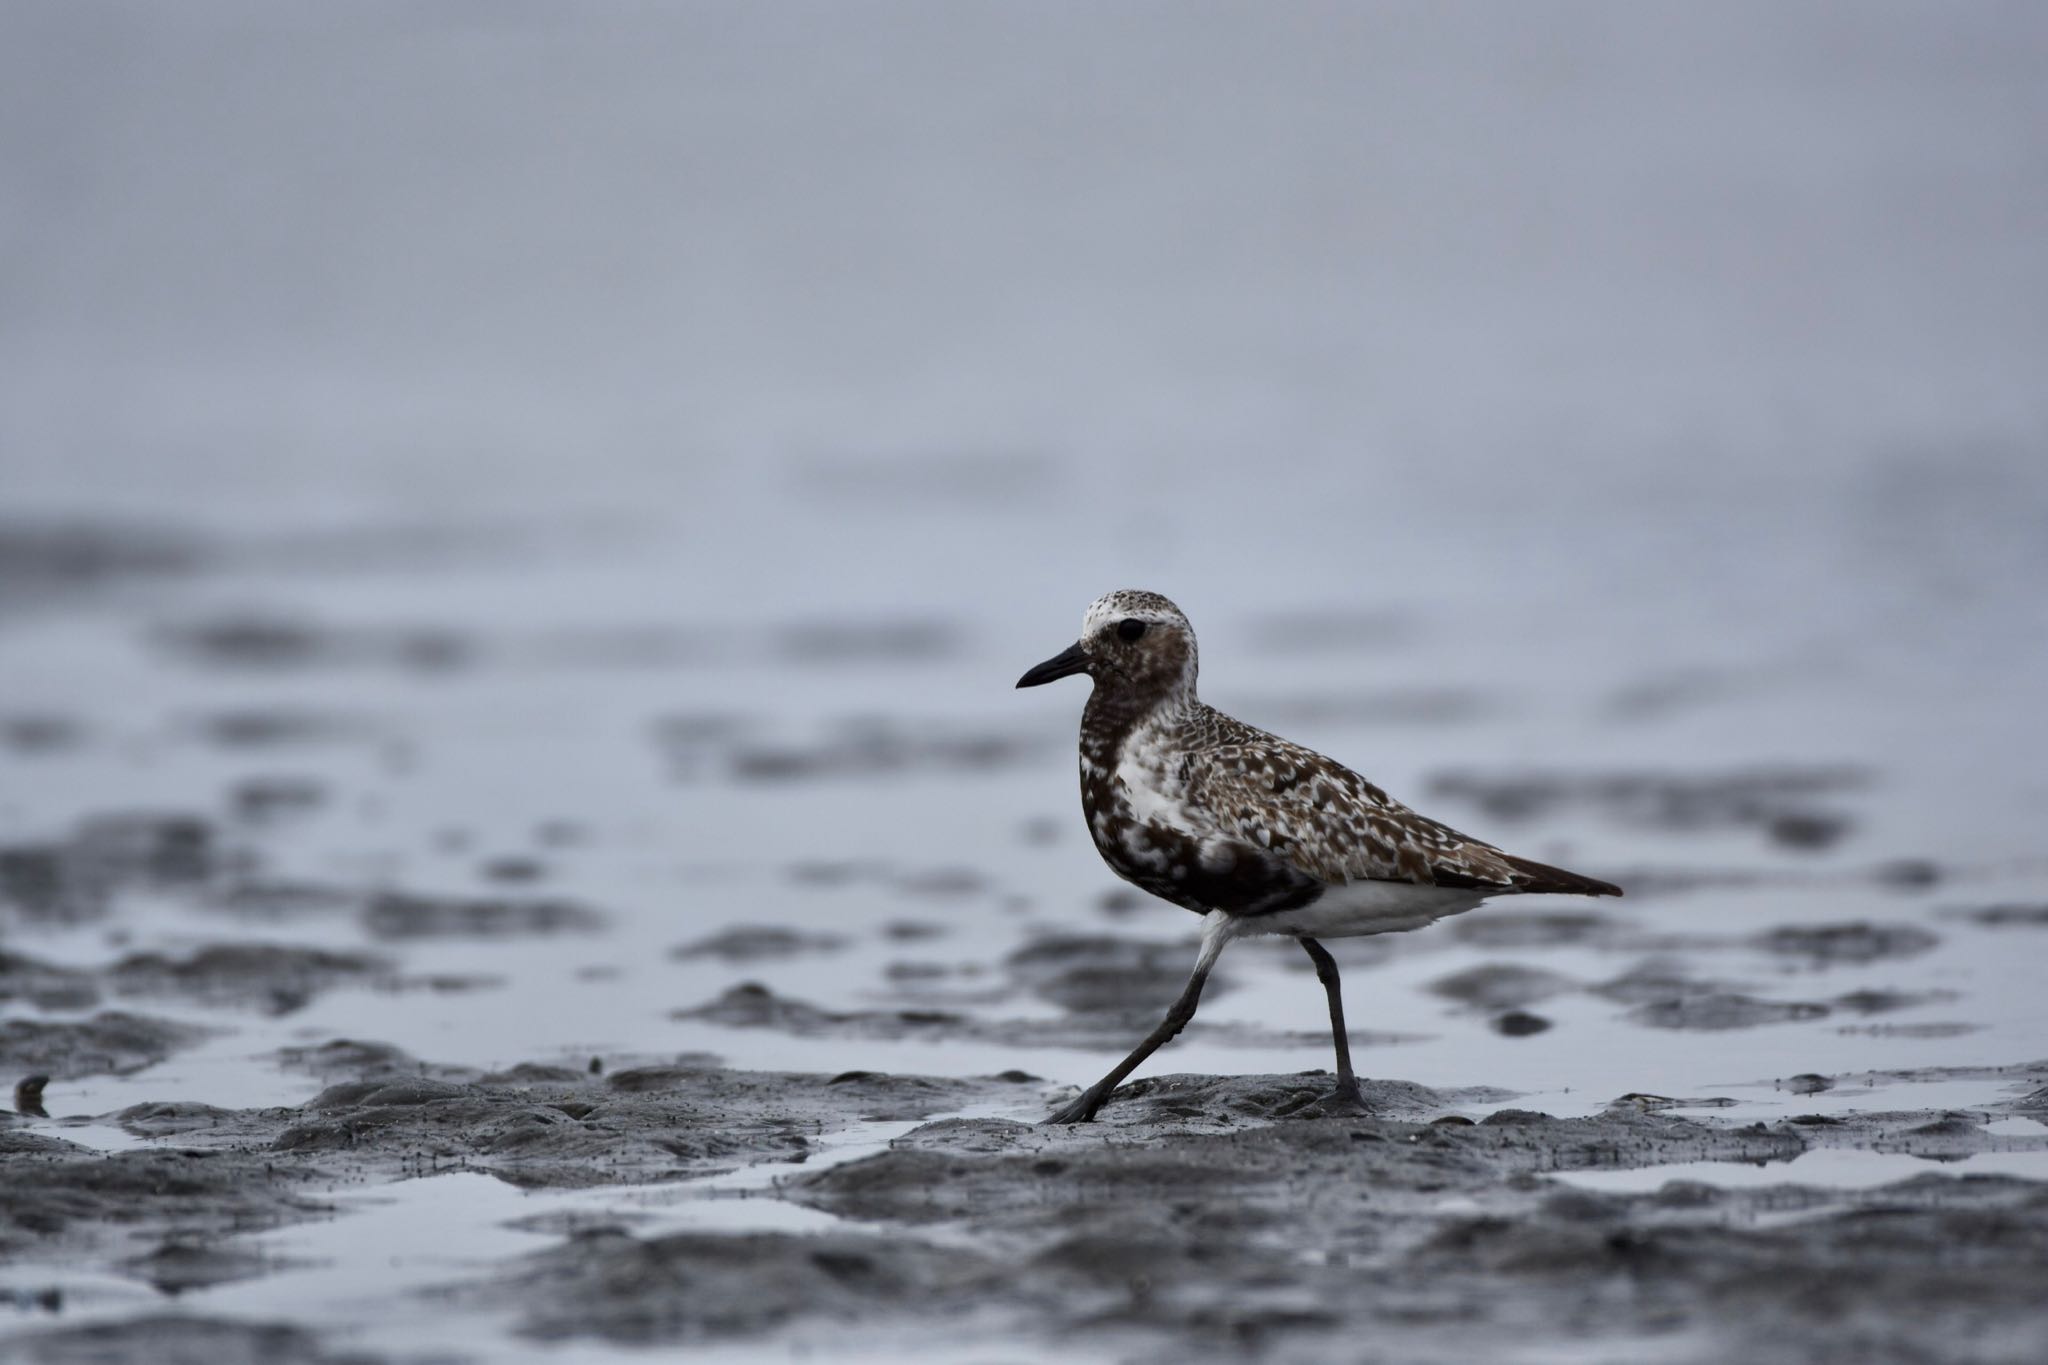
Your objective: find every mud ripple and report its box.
[0,1012,214,1081]
[361,890,604,939]
[0,1314,373,1365]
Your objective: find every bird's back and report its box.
[1131,701,1620,907]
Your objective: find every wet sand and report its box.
[5,1048,2046,1362]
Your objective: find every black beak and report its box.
[1015,641,1089,688]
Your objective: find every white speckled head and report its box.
[1017,589,1198,702]
[1081,589,1198,702]
[1081,589,1189,640]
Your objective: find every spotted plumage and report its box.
[1017,589,1621,1123]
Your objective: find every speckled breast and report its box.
[1078,758,1322,919]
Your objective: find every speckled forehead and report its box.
[1082,589,1189,636]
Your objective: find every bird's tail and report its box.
[1503,854,1623,897]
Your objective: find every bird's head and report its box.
[1015,589,1198,704]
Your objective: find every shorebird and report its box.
[1017,589,1621,1124]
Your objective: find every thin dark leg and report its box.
[1299,937,1366,1106]
[1045,910,1234,1124]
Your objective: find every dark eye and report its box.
[1117,618,1147,642]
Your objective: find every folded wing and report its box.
[1184,739,1615,895]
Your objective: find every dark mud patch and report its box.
[757,1070,2048,1363]
[881,917,947,941]
[1492,1009,1553,1036]
[672,983,994,1043]
[674,982,1335,1051]
[155,614,476,673]
[491,1227,991,1346]
[1596,963,1835,1031]
[104,1050,1041,1189]
[206,878,362,921]
[477,853,547,884]
[118,1239,283,1294]
[1427,963,1579,1012]
[794,1090,1800,1234]
[1832,988,1955,1016]
[670,925,850,962]
[1944,902,2048,928]
[1631,994,1832,1030]
[1752,920,1940,966]
[1425,765,1869,845]
[183,707,375,750]
[1449,909,1618,949]
[781,859,990,904]
[533,615,961,670]
[656,713,1050,783]
[1837,1021,1983,1040]
[1787,1058,2048,1102]
[109,943,391,1015]
[0,520,210,610]
[361,889,603,939]
[1580,936,1957,1029]
[0,1314,375,1365]
[0,1148,327,1266]
[273,1038,452,1082]
[1033,1070,1520,1129]
[0,1012,214,1081]
[0,951,98,1010]
[0,1059,1043,1338]
[0,714,86,756]
[226,775,331,824]
[257,1073,820,1188]
[0,812,224,926]
[1005,933,1233,1015]
[3,943,390,1017]
[1399,1183,2048,1364]
[892,865,988,900]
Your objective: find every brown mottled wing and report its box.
[1182,738,1526,889]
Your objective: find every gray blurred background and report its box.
[3,2,2046,1038]
[6,1,2042,525]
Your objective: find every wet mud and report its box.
[10,1047,2043,1363]
[359,892,604,941]
[2,944,392,1021]
[5,761,2043,1365]
[1,1048,1047,1357]
[5,757,2042,1363]
[0,813,224,927]
[462,1066,2048,1361]
[0,1013,215,1081]
[0,1314,381,1365]
[7,425,2048,1360]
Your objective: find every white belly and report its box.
[1243,881,1492,939]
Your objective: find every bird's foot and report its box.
[1042,1087,1111,1125]
[1314,1076,1371,1114]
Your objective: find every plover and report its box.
[1017,589,1621,1124]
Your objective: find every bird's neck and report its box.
[1080,678,1195,769]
